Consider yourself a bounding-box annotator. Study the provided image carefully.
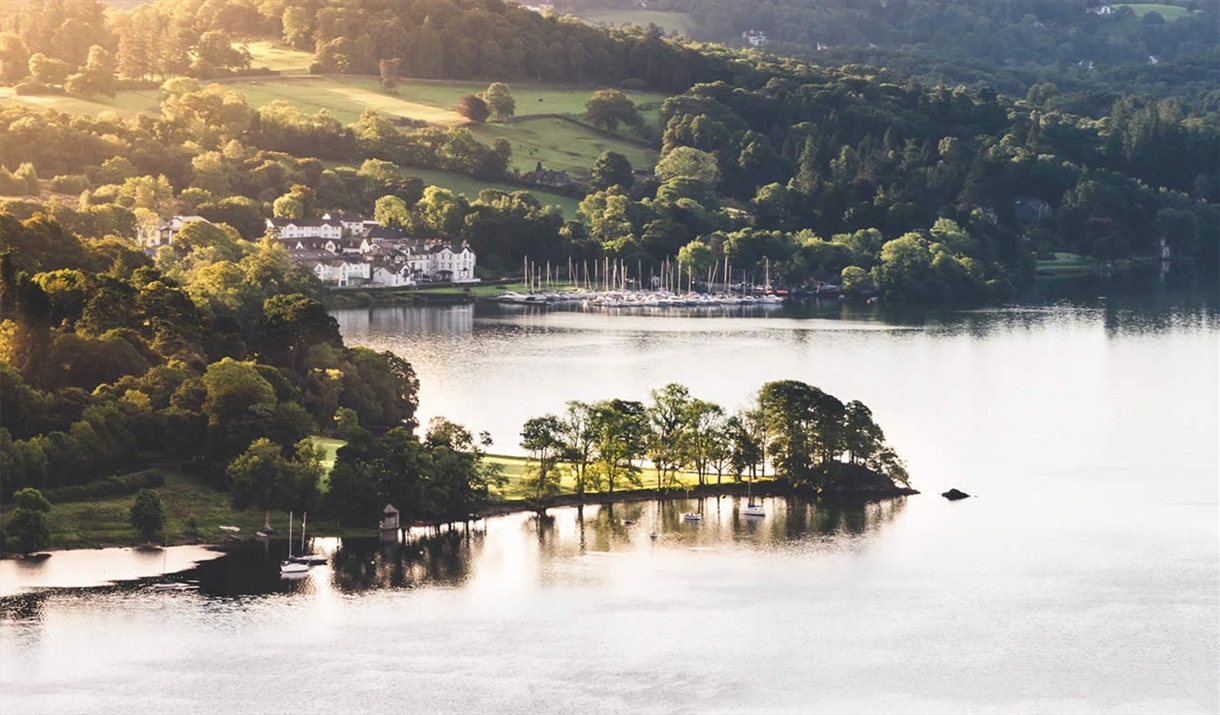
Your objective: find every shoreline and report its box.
[4,480,918,558]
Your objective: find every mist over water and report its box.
[3,270,1216,713]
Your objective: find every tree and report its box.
[227,437,293,529]
[645,384,693,491]
[379,58,400,90]
[272,194,305,219]
[456,94,491,123]
[656,147,720,187]
[7,487,51,554]
[683,399,724,486]
[585,89,641,132]
[588,399,646,492]
[757,380,845,487]
[560,400,597,497]
[520,414,566,507]
[373,195,410,229]
[482,82,516,121]
[591,151,633,191]
[28,53,70,86]
[676,240,715,284]
[129,488,165,542]
[0,33,31,83]
[256,293,342,373]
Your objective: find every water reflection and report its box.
[0,496,907,615]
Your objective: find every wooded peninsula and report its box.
[0,0,1215,550]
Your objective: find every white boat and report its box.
[280,512,310,576]
[152,545,199,591]
[743,467,765,517]
[289,512,327,566]
[681,512,702,522]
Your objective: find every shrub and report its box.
[12,80,53,96]
[50,174,91,194]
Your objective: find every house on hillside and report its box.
[522,169,574,188]
[1013,197,1053,223]
[742,30,767,46]
[265,217,343,240]
[138,215,211,250]
[321,211,371,236]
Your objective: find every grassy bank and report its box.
[1035,252,1096,277]
[6,448,773,550]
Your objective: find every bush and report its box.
[43,471,166,504]
[12,80,55,96]
[50,174,91,194]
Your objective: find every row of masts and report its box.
[521,255,772,294]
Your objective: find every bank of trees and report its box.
[0,213,419,502]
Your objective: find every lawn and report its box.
[1036,252,1095,277]
[577,10,696,36]
[488,453,741,501]
[1114,3,1200,20]
[469,116,659,177]
[38,470,301,548]
[396,166,583,218]
[223,76,469,125]
[242,40,314,73]
[0,86,160,118]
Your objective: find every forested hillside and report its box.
[0,0,1215,301]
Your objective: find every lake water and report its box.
[2,270,1217,713]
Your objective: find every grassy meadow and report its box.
[395,166,584,218]
[577,10,696,36]
[470,116,658,177]
[1114,3,1201,21]
[1,67,662,188]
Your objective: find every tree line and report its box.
[515,381,909,507]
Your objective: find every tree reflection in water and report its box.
[330,527,484,592]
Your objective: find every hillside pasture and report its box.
[241,40,315,73]
[469,116,659,177]
[577,10,696,36]
[0,86,159,118]
[394,166,583,218]
[1114,3,1201,21]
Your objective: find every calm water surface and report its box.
[2,271,1217,713]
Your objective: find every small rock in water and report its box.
[941,488,971,501]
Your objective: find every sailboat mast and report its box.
[301,511,307,553]
[287,511,293,559]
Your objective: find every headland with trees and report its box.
[0,0,1214,550]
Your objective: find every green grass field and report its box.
[36,470,295,548]
[578,10,695,36]
[1036,252,1095,276]
[470,116,658,177]
[242,40,315,73]
[397,166,583,218]
[1114,3,1200,20]
[0,85,160,118]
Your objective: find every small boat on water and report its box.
[681,512,703,522]
[288,512,327,566]
[280,512,310,576]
